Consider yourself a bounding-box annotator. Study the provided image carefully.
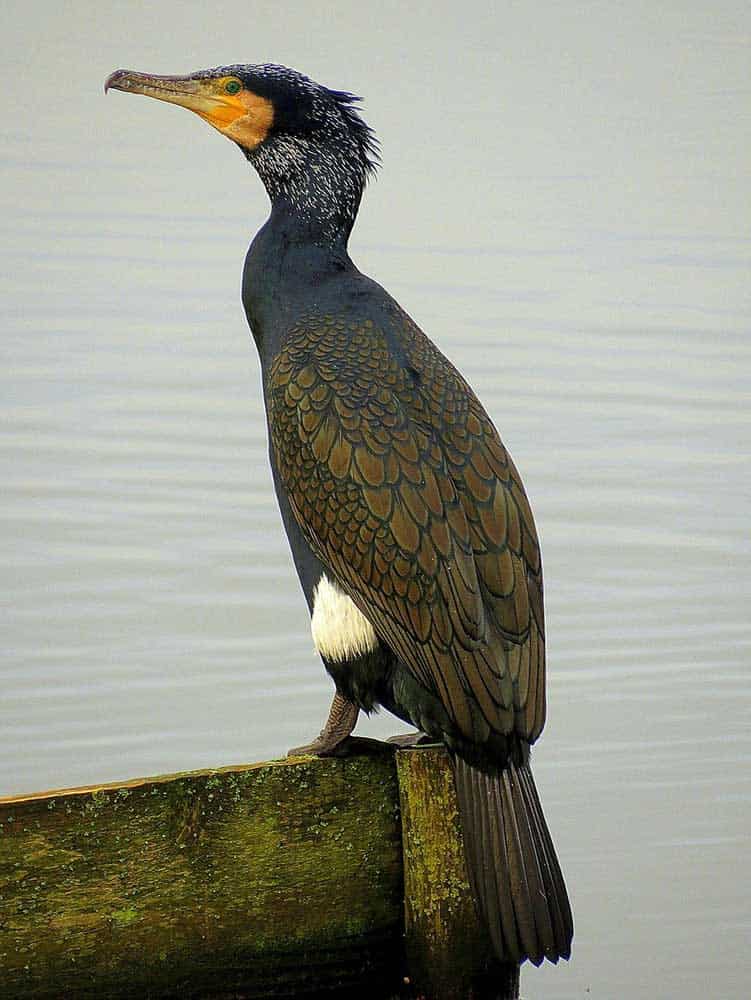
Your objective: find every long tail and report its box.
[452,753,573,966]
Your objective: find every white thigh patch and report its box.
[311,574,378,663]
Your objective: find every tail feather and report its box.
[516,765,563,962]
[453,754,573,966]
[506,765,556,960]
[486,776,520,960]
[498,769,541,962]
[517,761,573,959]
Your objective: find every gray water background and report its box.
[2,2,750,997]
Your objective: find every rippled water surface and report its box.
[2,3,750,998]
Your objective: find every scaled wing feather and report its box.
[269,308,546,743]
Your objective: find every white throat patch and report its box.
[311,574,378,663]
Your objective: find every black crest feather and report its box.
[324,89,380,179]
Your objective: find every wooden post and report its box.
[395,748,519,1000]
[1,749,520,999]
[0,755,403,999]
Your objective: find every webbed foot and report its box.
[289,735,395,758]
[386,731,441,749]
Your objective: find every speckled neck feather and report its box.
[237,64,379,246]
[249,133,366,245]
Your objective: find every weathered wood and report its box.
[0,755,404,999]
[395,748,519,1000]
[1,748,520,1000]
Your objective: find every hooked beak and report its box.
[105,69,246,130]
[105,67,275,150]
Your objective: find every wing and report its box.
[269,313,546,744]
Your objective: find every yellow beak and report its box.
[105,69,252,131]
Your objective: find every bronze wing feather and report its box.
[268,313,546,744]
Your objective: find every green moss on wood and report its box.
[395,748,518,1000]
[0,755,403,999]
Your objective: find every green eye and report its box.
[225,80,241,95]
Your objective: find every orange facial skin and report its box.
[105,70,274,151]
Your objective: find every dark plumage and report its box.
[106,62,573,969]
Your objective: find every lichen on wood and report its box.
[395,747,519,1000]
[1,748,519,1000]
[0,755,403,999]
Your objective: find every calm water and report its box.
[2,3,750,998]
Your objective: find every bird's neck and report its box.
[243,135,372,360]
[264,199,353,256]
[242,175,363,361]
[249,135,365,249]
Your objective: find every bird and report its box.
[105,63,573,968]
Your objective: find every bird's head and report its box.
[105,64,378,237]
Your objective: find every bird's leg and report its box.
[287,691,360,757]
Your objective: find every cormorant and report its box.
[105,64,573,968]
